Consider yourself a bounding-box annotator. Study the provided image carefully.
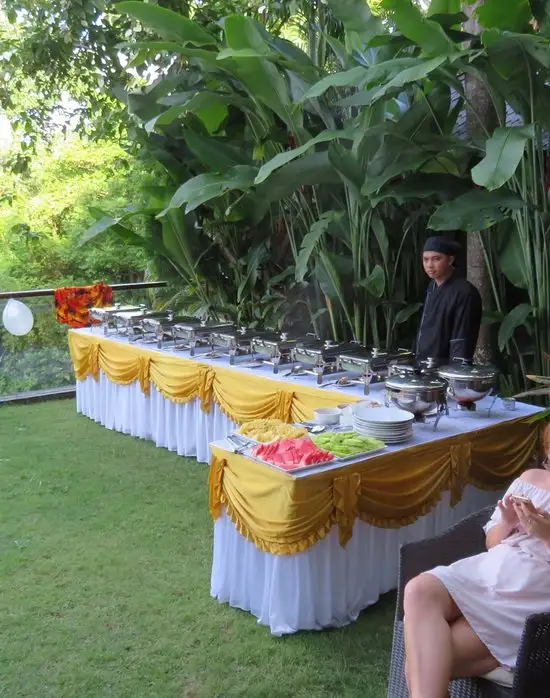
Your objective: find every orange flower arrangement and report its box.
[54,282,113,328]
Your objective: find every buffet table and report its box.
[209,402,540,634]
[70,328,374,461]
[69,329,542,634]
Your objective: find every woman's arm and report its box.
[485,495,519,549]
[486,520,516,549]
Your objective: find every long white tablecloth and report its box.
[212,486,500,635]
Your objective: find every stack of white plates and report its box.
[352,405,414,444]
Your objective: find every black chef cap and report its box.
[423,236,461,256]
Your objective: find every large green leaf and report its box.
[395,302,423,323]
[237,244,266,302]
[471,125,535,190]
[183,130,251,170]
[367,55,449,105]
[308,57,434,104]
[253,151,341,222]
[254,127,354,185]
[80,207,160,246]
[162,165,258,214]
[326,0,376,33]
[499,232,528,289]
[295,212,343,282]
[475,0,532,32]
[429,189,526,232]
[362,147,430,196]
[328,143,364,193]
[222,15,295,130]
[301,67,369,101]
[316,252,355,331]
[370,174,469,205]
[498,303,533,350]
[380,0,457,55]
[358,265,385,298]
[116,2,217,46]
[371,213,389,264]
[145,92,229,133]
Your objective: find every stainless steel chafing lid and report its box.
[296,340,357,355]
[92,304,144,316]
[210,325,240,338]
[192,323,234,336]
[386,369,447,391]
[338,350,372,363]
[437,360,499,381]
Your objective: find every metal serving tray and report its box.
[336,347,414,395]
[290,340,360,384]
[140,315,196,349]
[171,322,235,356]
[250,332,306,373]
[114,310,172,342]
[89,304,147,336]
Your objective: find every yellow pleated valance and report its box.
[68,330,361,423]
[209,419,540,553]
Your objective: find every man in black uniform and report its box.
[415,236,482,365]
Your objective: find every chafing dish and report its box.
[385,364,448,429]
[114,310,173,342]
[290,340,359,385]
[437,360,499,412]
[250,331,303,373]
[140,315,196,349]
[89,304,146,336]
[171,320,235,356]
[337,347,414,395]
[209,326,252,364]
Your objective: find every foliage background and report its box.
[0,137,152,394]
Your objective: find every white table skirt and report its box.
[76,371,236,463]
[211,485,501,636]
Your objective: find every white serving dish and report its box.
[313,407,341,425]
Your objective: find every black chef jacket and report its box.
[415,273,482,364]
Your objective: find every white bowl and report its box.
[313,407,341,425]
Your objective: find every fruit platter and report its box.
[310,431,385,460]
[250,438,335,471]
[238,418,308,443]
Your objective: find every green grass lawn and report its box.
[0,400,395,698]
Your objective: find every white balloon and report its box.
[2,298,34,336]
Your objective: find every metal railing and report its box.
[0,281,168,404]
[0,281,167,300]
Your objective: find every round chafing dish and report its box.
[385,365,448,427]
[437,360,499,410]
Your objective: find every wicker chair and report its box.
[387,506,550,698]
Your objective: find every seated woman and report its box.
[403,449,550,698]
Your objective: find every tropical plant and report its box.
[79,0,550,392]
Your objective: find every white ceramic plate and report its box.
[352,405,414,424]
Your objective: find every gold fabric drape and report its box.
[69,331,540,555]
[68,330,360,422]
[209,419,540,554]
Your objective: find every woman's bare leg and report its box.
[403,573,460,698]
[450,617,499,679]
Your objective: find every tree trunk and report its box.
[464,2,496,364]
